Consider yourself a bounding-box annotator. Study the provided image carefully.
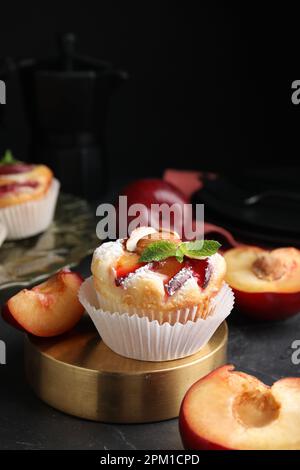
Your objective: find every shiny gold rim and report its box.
[25,319,228,423]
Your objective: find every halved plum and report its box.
[180,365,300,450]
[224,246,300,320]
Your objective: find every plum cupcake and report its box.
[0,150,60,240]
[80,227,234,361]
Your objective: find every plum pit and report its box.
[233,388,280,428]
[252,253,287,282]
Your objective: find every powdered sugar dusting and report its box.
[93,239,124,264]
[208,253,223,278]
[120,263,161,289]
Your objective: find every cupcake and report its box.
[0,150,60,240]
[80,226,234,361]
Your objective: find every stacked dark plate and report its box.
[194,167,300,247]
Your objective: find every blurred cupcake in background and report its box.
[0,150,60,240]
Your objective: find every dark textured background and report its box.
[0,3,299,179]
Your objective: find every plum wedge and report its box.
[3,270,84,337]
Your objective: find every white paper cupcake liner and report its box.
[0,222,7,247]
[94,290,212,325]
[0,179,60,240]
[79,277,234,361]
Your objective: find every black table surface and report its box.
[0,254,300,450]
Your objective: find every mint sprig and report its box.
[179,240,221,260]
[139,239,221,263]
[0,149,18,165]
[139,240,179,262]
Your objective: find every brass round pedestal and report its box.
[25,317,228,423]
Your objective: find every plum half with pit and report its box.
[224,246,300,321]
[180,365,300,450]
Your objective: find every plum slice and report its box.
[114,251,212,295]
[0,163,34,175]
[3,270,84,337]
[115,252,146,286]
[0,181,39,195]
[165,267,194,296]
[154,257,212,296]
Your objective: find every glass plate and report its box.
[0,193,99,290]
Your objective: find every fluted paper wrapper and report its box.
[0,222,6,247]
[79,277,234,361]
[0,179,60,240]
[94,290,212,325]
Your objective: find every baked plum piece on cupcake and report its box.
[91,227,226,324]
[79,227,234,361]
[0,150,60,240]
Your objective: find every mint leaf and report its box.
[180,240,221,259]
[0,149,17,165]
[138,239,221,263]
[175,245,185,263]
[139,240,177,262]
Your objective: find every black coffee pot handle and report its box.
[58,32,129,83]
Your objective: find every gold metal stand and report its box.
[25,317,228,423]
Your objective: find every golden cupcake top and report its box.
[0,150,53,208]
[91,227,226,321]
